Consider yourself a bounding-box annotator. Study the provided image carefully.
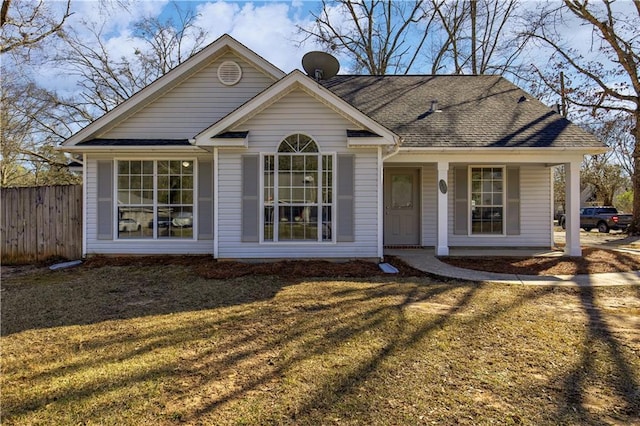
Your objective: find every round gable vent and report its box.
[218,60,242,86]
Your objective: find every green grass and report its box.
[2,265,639,425]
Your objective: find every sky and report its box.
[11,0,638,106]
[37,0,328,93]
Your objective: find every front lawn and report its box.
[2,263,639,425]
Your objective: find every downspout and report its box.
[382,138,402,161]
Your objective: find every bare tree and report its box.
[429,0,530,76]
[132,2,208,77]
[299,0,530,77]
[0,0,71,55]
[0,78,78,187]
[299,0,433,74]
[602,114,635,180]
[56,4,208,117]
[524,0,640,233]
[2,1,208,186]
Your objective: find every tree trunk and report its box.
[470,0,477,74]
[631,109,640,235]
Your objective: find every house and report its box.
[60,34,605,260]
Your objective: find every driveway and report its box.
[554,230,639,252]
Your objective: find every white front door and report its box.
[384,168,420,245]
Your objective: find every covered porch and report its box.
[382,150,586,257]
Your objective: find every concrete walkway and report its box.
[385,248,640,287]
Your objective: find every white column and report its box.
[377,147,384,259]
[82,153,87,258]
[437,161,449,256]
[564,160,581,256]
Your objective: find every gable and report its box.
[62,34,285,146]
[234,88,360,151]
[195,70,398,148]
[101,52,278,140]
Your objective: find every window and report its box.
[263,134,333,242]
[117,160,194,239]
[470,167,504,235]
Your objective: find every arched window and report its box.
[263,134,333,241]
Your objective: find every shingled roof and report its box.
[322,75,603,149]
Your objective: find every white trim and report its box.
[347,136,387,147]
[194,70,399,146]
[59,146,206,153]
[550,166,556,248]
[436,161,449,256]
[468,165,506,237]
[377,147,383,259]
[213,148,219,259]
[259,141,337,244]
[193,159,199,241]
[63,35,285,147]
[113,158,197,242]
[397,146,608,155]
[207,136,249,148]
[565,160,582,256]
[82,154,87,257]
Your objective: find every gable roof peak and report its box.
[62,33,286,147]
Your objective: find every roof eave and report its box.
[398,146,608,155]
[57,145,209,153]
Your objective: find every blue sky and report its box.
[63,0,326,69]
[23,0,637,105]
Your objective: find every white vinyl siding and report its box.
[217,89,380,259]
[101,53,276,139]
[447,164,551,247]
[85,155,214,255]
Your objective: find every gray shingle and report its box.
[323,75,603,149]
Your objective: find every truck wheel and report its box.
[561,219,566,229]
[583,227,592,232]
[597,222,610,233]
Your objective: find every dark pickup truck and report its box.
[561,207,632,233]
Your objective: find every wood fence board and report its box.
[1,185,82,263]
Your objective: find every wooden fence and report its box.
[1,185,82,263]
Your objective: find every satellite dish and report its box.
[302,51,340,81]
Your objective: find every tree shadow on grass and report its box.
[555,284,640,423]
[0,256,423,336]
[2,265,639,425]
[182,283,568,423]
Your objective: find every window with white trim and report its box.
[470,166,504,235]
[263,134,333,241]
[117,160,194,239]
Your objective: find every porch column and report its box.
[564,160,581,256]
[437,161,449,256]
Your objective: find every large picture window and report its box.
[263,134,333,242]
[470,167,504,235]
[117,160,194,239]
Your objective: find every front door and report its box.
[384,168,420,245]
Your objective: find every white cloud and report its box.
[194,1,321,72]
[67,0,169,38]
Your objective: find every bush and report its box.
[615,190,633,213]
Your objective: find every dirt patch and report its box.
[440,247,640,275]
[81,255,425,280]
[4,245,638,280]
